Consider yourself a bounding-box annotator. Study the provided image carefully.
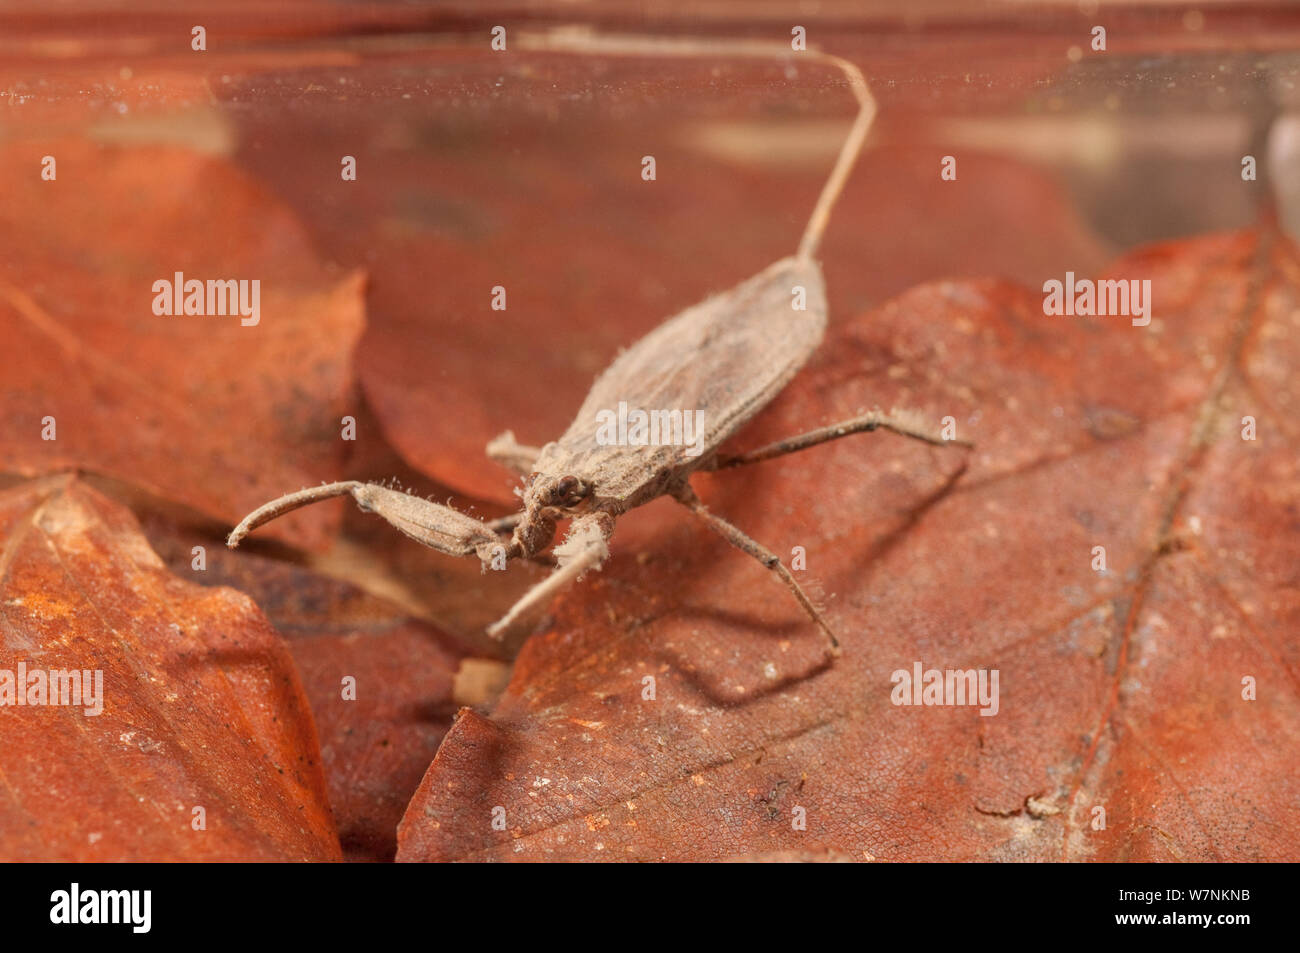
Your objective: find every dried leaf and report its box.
[0,139,365,549]
[141,513,489,862]
[397,228,1300,862]
[0,476,339,861]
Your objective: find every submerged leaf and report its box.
[0,476,339,861]
[398,228,1300,862]
[0,140,365,550]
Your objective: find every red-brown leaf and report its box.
[0,139,365,549]
[0,476,340,861]
[397,227,1300,862]
[139,514,497,861]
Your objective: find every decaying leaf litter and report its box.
[397,222,1300,862]
[5,24,1293,864]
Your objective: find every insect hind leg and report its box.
[714,408,970,469]
[673,485,840,656]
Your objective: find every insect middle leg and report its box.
[672,485,840,656]
[486,430,543,475]
[486,512,523,534]
[713,408,970,469]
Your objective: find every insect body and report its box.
[228,252,959,655]
[482,254,829,639]
[227,35,968,656]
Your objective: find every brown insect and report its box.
[227,32,969,655]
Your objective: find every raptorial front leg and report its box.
[486,512,614,640]
[476,511,563,567]
[714,408,970,469]
[228,481,502,565]
[673,485,840,656]
[486,430,543,475]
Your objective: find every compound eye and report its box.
[551,475,586,506]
